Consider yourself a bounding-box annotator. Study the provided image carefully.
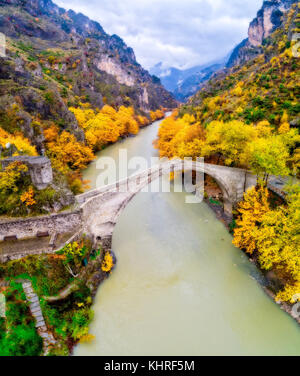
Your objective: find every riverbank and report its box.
[75,114,300,356]
[202,183,299,326]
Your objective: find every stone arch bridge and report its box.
[76,160,258,248]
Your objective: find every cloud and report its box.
[55,0,262,69]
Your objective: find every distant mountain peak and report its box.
[150,57,227,101]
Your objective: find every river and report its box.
[75,117,300,356]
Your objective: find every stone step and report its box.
[31,305,41,313]
[31,307,42,315]
[40,332,55,343]
[25,292,35,299]
[28,296,39,304]
[22,279,57,353]
[33,313,43,320]
[30,302,40,311]
[36,320,46,328]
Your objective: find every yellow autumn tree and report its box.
[44,126,94,174]
[100,105,117,120]
[150,109,164,122]
[0,161,28,195]
[20,186,36,207]
[156,115,187,158]
[116,106,139,136]
[69,106,95,129]
[85,113,120,150]
[101,251,114,273]
[246,135,290,183]
[0,127,37,156]
[203,120,257,167]
[137,115,150,127]
[253,186,300,303]
[233,186,270,255]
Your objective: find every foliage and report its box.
[20,186,36,207]
[44,126,95,173]
[0,281,42,356]
[167,5,300,179]
[253,185,300,303]
[157,113,298,176]
[70,104,154,152]
[150,109,164,122]
[233,183,300,303]
[57,241,88,277]
[0,237,99,354]
[44,125,94,193]
[0,161,59,216]
[0,127,37,157]
[101,251,114,273]
[156,111,205,159]
[233,186,270,255]
[202,120,257,167]
[246,135,291,182]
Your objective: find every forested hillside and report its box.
[156,2,300,304]
[0,0,175,212]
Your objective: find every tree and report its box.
[101,251,114,273]
[0,161,28,196]
[233,186,270,255]
[253,185,300,303]
[247,136,290,183]
[69,107,95,129]
[0,127,37,157]
[116,106,139,136]
[150,109,164,122]
[203,120,257,167]
[44,126,94,174]
[20,186,36,207]
[85,113,120,150]
[156,115,186,158]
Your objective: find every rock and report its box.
[227,0,298,68]
[2,156,53,190]
[0,0,177,117]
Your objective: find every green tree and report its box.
[247,136,290,183]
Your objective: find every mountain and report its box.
[0,0,177,149]
[179,0,300,130]
[150,57,227,102]
[153,0,298,101]
[227,0,298,68]
[156,1,299,309]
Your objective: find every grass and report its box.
[0,238,103,355]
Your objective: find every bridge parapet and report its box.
[76,160,259,210]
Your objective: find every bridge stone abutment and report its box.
[203,164,257,217]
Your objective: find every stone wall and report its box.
[0,210,82,241]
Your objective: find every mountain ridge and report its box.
[227,0,298,67]
[0,0,177,124]
[150,56,228,101]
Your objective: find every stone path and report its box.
[22,280,56,355]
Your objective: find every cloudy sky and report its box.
[55,0,262,70]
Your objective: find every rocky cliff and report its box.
[227,0,298,67]
[0,0,177,148]
[182,1,300,130]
